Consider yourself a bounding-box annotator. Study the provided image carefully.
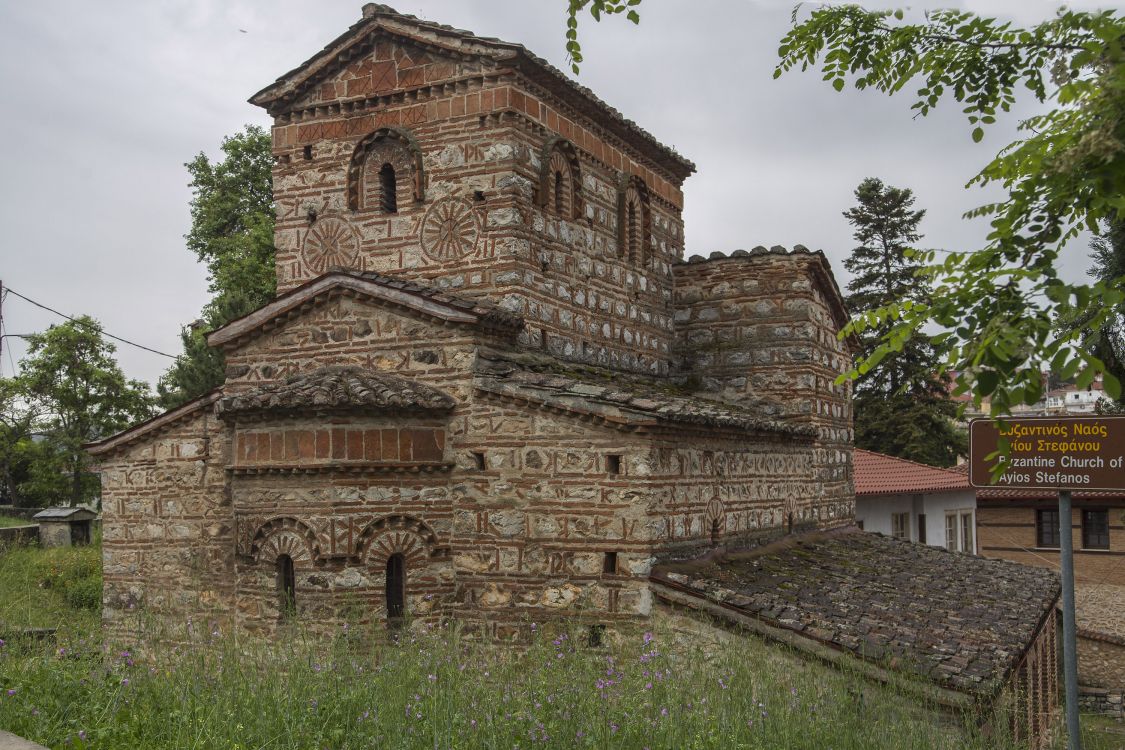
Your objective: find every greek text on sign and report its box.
[969,416,1125,491]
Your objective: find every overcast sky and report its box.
[0,0,1113,387]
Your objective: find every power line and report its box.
[3,287,176,359]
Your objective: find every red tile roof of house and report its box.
[853,449,971,496]
[976,487,1125,500]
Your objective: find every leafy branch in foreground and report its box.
[564,0,642,74]
[776,6,1125,416]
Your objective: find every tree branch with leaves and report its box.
[775,5,1125,416]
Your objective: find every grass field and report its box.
[0,540,1120,749]
[0,516,35,528]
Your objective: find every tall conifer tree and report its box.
[843,178,963,466]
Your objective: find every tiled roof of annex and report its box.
[474,350,814,438]
[854,448,971,496]
[217,366,457,416]
[652,530,1060,697]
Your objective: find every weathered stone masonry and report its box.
[88,4,856,641]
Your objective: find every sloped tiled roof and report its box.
[854,449,971,496]
[33,507,97,521]
[652,530,1060,698]
[217,366,456,416]
[475,351,814,438]
[208,269,523,349]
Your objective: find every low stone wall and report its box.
[0,525,39,547]
[1078,630,1125,692]
[1079,687,1124,718]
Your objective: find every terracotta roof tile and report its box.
[653,530,1059,697]
[854,449,970,496]
[976,487,1125,500]
[216,366,456,416]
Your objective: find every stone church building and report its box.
[88,7,1064,741]
[89,4,854,639]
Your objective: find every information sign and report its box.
[969,416,1125,491]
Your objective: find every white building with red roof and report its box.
[853,449,977,553]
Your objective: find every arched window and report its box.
[385,553,405,622]
[618,176,650,265]
[379,163,397,213]
[347,127,424,212]
[276,554,296,617]
[711,519,721,547]
[554,170,564,215]
[539,138,581,220]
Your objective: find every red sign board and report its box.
[969,416,1125,491]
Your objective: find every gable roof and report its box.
[249,4,694,181]
[207,269,523,351]
[475,350,815,438]
[33,506,98,521]
[85,390,222,457]
[854,449,970,496]
[216,366,456,417]
[652,530,1060,699]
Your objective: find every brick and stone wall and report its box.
[673,250,855,526]
[266,30,689,377]
[97,404,233,641]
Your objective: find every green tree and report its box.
[15,318,156,507]
[158,125,276,408]
[844,178,963,465]
[0,378,44,506]
[773,6,1125,417]
[1079,218,1125,398]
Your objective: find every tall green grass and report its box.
[1,615,1013,750]
[0,516,34,529]
[0,540,101,634]
[0,541,1112,749]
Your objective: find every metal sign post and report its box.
[969,416,1125,750]
[1058,489,1081,750]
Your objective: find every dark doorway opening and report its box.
[70,521,91,546]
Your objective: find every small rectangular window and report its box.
[603,551,618,575]
[471,451,486,470]
[891,512,910,540]
[303,144,313,160]
[1037,509,1061,548]
[1083,509,1109,550]
[960,512,974,554]
[917,514,927,545]
[606,454,622,475]
[856,519,865,531]
[945,513,958,551]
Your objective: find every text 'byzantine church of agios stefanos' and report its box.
[88,4,855,639]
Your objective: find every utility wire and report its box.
[3,287,176,359]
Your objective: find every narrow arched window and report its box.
[627,200,639,262]
[379,163,397,213]
[277,554,296,618]
[554,170,564,215]
[386,553,405,621]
